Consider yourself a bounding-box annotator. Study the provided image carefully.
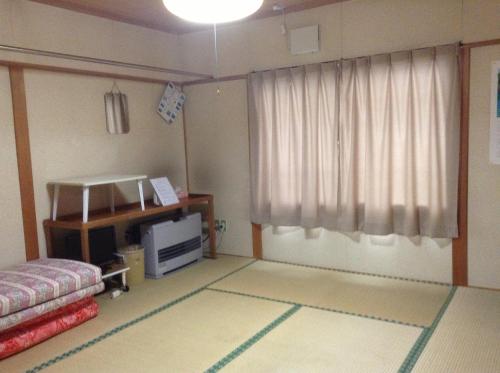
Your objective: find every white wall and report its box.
[262,229,452,283]
[462,0,500,43]
[468,45,500,289]
[182,0,500,285]
[0,67,26,267]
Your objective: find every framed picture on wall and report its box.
[491,61,500,165]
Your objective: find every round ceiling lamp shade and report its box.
[163,0,264,24]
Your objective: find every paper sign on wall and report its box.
[157,82,186,124]
[150,177,179,206]
[491,61,500,165]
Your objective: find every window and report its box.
[248,45,459,238]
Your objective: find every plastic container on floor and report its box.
[117,245,145,286]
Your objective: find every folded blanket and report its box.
[0,282,104,332]
[0,297,99,360]
[0,259,102,316]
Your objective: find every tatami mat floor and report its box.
[209,260,450,327]
[413,287,500,373]
[1,255,499,373]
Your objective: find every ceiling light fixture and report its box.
[163,0,264,24]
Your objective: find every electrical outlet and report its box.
[215,219,227,232]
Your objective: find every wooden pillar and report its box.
[9,66,39,261]
[252,223,263,259]
[182,104,190,193]
[207,196,217,258]
[452,46,470,286]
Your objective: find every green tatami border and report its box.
[398,286,457,373]
[262,258,451,287]
[25,259,257,373]
[205,304,302,372]
[206,287,427,329]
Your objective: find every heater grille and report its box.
[157,236,201,263]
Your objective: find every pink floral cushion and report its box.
[0,259,101,317]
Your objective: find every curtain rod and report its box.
[182,73,248,87]
[252,41,461,75]
[0,59,182,85]
[183,41,462,88]
[0,43,213,79]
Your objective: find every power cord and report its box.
[216,230,224,251]
[202,233,210,243]
[202,229,224,255]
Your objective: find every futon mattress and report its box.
[0,258,102,316]
[0,282,104,332]
[0,297,99,360]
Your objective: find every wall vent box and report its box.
[289,25,319,55]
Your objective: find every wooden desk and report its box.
[43,193,216,263]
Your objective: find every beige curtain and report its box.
[248,45,459,238]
